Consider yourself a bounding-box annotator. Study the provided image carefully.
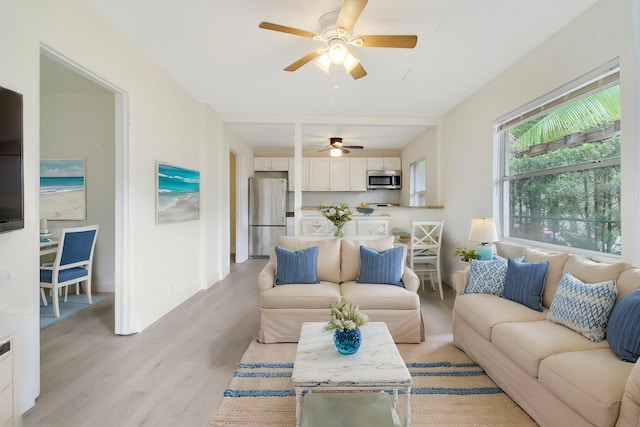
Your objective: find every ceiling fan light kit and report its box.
[259,0,417,80]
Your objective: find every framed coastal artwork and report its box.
[156,162,200,224]
[40,159,86,220]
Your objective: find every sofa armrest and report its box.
[402,267,420,293]
[258,261,276,292]
[452,265,471,295]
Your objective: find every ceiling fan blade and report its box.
[259,22,317,39]
[341,148,351,154]
[360,35,418,48]
[284,49,323,71]
[349,62,367,80]
[343,145,364,149]
[336,0,368,32]
[318,147,332,152]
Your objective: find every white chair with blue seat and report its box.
[408,220,444,299]
[40,225,99,317]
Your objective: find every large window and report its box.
[497,64,621,255]
[409,159,426,206]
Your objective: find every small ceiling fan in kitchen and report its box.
[258,0,418,80]
[317,137,363,156]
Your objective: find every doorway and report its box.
[39,46,130,334]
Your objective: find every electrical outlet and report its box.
[0,269,13,288]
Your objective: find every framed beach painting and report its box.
[40,159,86,220]
[156,162,200,224]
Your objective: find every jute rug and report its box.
[211,333,537,426]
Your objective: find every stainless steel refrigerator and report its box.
[249,177,287,258]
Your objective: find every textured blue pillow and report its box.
[465,256,509,295]
[607,289,640,362]
[547,272,617,342]
[275,246,319,285]
[502,258,549,311]
[356,246,404,287]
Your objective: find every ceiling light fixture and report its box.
[314,53,332,73]
[328,39,347,64]
[330,148,342,157]
[342,52,360,73]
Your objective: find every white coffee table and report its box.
[292,322,412,427]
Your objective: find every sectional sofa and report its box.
[257,235,425,344]
[452,248,640,427]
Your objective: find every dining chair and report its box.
[408,220,444,299]
[40,225,99,317]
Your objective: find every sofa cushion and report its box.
[275,246,319,285]
[547,272,617,342]
[465,256,508,295]
[522,248,570,308]
[502,257,548,311]
[340,236,395,282]
[260,281,341,309]
[615,267,640,302]
[453,293,547,341]
[278,236,341,283]
[539,349,633,427]
[607,289,640,362]
[491,320,611,378]
[356,246,404,287]
[340,282,420,310]
[562,254,626,288]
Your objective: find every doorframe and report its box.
[230,148,248,262]
[40,44,132,335]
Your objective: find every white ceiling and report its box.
[76,0,599,150]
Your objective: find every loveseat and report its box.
[257,235,425,344]
[452,248,640,427]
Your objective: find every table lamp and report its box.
[468,217,499,260]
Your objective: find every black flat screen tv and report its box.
[0,86,24,233]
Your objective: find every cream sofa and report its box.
[452,248,640,427]
[257,235,425,344]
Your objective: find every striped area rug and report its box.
[211,334,537,426]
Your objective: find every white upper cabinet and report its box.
[308,158,331,191]
[288,157,309,191]
[254,157,289,171]
[349,158,368,191]
[329,158,351,191]
[366,157,401,171]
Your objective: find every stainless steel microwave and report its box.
[367,170,402,189]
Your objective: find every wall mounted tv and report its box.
[0,86,24,233]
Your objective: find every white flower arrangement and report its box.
[319,203,353,228]
[325,296,369,332]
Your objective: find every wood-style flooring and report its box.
[22,258,455,427]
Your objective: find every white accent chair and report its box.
[40,225,99,317]
[356,218,389,236]
[408,220,444,299]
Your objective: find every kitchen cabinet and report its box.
[367,157,401,171]
[308,158,331,191]
[288,157,309,191]
[301,217,333,236]
[349,158,368,191]
[329,158,351,191]
[254,157,289,171]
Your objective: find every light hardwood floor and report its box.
[23,259,455,427]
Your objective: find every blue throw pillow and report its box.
[547,272,617,342]
[275,246,320,285]
[356,246,404,287]
[607,289,640,363]
[501,258,549,311]
[465,256,509,295]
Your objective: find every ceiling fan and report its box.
[259,0,418,80]
[317,137,364,155]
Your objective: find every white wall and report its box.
[40,90,116,291]
[0,0,230,412]
[439,0,639,281]
[400,127,440,207]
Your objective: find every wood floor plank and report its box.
[22,259,454,426]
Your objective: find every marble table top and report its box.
[292,322,412,389]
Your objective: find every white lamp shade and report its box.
[468,217,499,244]
[314,54,331,73]
[330,148,342,157]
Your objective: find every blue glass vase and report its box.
[333,328,362,355]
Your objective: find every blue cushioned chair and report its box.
[40,225,99,317]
